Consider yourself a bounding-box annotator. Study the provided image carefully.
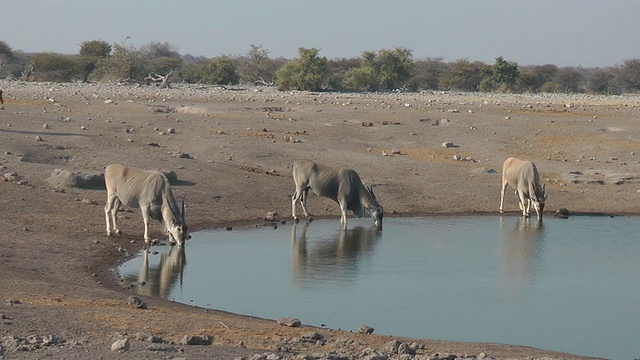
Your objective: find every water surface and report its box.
[118,216,640,359]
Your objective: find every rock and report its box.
[398,342,416,355]
[167,128,176,134]
[265,211,279,221]
[147,344,183,352]
[177,152,193,159]
[555,208,570,218]
[42,123,50,129]
[453,154,462,161]
[35,135,43,141]
[41,335,64,346]
[47,169,105,189]
[104,99,114,104]
[385,340,401,355]
[127,296,147,309]
[300,331,325,344]
[81,198,98,205]
[442,142,454,148]
[133,331,162,343]
[471,167,497,174]
[5,299,21,306]
[3,172,20,182]
[111,338,130,352]
[277,317,301,327]
[358,325,375,334]
[179,334,213,345]
[391,148,401,155]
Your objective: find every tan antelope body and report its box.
[291,160,383,230]
[500,157,547,220]
[104,164,188,245]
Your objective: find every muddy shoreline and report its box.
[3,79,636,358]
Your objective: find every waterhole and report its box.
[118,216,640,359]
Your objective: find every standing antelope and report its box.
[500,157,547,220]
[291,160,383,230]
[104,164,188,246]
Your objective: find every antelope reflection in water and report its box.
[291,222,382,285]
[499,216,546,298]
[137,244,187,298]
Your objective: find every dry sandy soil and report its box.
[1,79,639,359]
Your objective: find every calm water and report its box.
[118,216,640,359]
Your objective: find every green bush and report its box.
[28,53,79,82]
[275,48,328,91]
[342,48,414,92]
[182,56,239,85]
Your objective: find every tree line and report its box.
[1,39,639,95]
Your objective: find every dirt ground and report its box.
[1,80,638,359]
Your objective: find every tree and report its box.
[79,40,111,58]
[93,43,148,81]
[342,47,414,92]
[0,40,15,78]
[409,57,447,91]
[0,40,14,64]
[517,64,558,92]
[439,59,485,91]
[376,47,414,90]
[554,67,583,93]
[341,51,376,92]
[586,69,618,94]
[326,57,360,91]
[77,40,112,82]
[93,42,181,82]
[143,42,182,75]
[479,57,519,92]
[182,56,239,85]
[617,59,640,91]
[28,53,78,82]
[275,48,328,91]
[236,45,280,85]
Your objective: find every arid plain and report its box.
[1,79,639,358]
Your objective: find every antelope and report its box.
[104,164,188,245]
[291,160,383,230]
[500,157,547,220]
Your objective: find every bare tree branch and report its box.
[253,76,275,87]
[145,70,173,88]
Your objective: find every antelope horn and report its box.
[367,185,377,201]
[181,197,186,223]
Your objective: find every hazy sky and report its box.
[3,1,639,68]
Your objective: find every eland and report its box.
[500,157,547,220]
[291,160,383,230]
[104,164,188,246]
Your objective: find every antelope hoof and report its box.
[306,217,314,223]
[106,230,113,236]
[115,229,123,236]
[293,216,300,223]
